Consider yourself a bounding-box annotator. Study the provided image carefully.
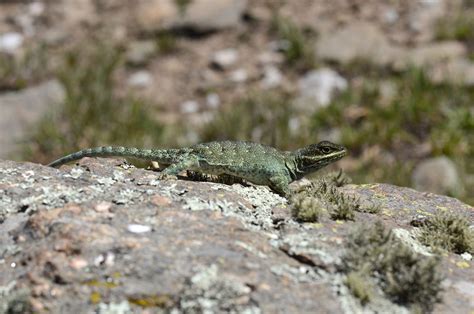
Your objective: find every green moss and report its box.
[22,44,164,165]
[90,291,102,305]
[128,295,174,308]
[342,222,444,311]
[345,271,373,305]
[419,212,474,254]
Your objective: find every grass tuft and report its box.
[290,186,326,222]
[270,15,316,72]
[418,212,474,254]
[342,222,444,311]
[345,271,374,305]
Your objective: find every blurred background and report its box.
[0,0,472,204]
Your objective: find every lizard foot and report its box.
[157,173,178,180]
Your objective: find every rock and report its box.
[0,32,24,53]
[126,40,157,66]
[211,48,239,69]
[296,68,348,110]
[428,58,474,86]
[261,65,283,89]
[315,22,401,66]
[395,41,466,70]
[127,70,153,88]
[412,156,463,196]
[0,80,65,158]
[135,0,248,33]
[0,159,472,313]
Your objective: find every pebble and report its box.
[211,48,238,69]
[127,224,152,234]
[127,70,153,87]
[261,65,283,89]
[0,32,24,53]
[297,68,348,107]
[180,100,200,113]
[229,68,248,83]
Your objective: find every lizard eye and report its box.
[321,147,331,154]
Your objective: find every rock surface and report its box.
[0,158,473,313]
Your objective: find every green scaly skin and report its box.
[48,140,347,197]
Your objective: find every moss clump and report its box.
[418,212,474,254]
[317,180,357,221]
[345,271,374,305]
[290,189,326,222]
[290,175,375,222]
[342,222,443,311]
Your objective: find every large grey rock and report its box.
[412,156,463,196]
[395,41,466,70]
[0,80,65,158]
[0,159,472,313]
[315,22,402,66]
[135,0,248,33]
[428,58,474,86]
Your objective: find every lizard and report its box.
[47,140,347,197]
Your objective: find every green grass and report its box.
[312,68,474,204]
[0,43,48,90]
[199,91,308,150]
[22,44,164,165]
[270,15,316,72]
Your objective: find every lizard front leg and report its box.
[158,156,199,180]
[269,174,291,198]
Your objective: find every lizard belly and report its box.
[197,163,274,186]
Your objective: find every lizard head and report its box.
[294,141,347,175]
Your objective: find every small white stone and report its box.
[298,68,348,107]
[127,70,153,87]
[229,69,248,83]
[206,93,220,109]
[0,32,24,53]
[461,252,472,261]
[127,224,151,233]
[261,65,282,89]
[212,48,238,69]
[29,2,45,16]
[180,100,200,113]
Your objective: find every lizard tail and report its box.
[47,146,182,168]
